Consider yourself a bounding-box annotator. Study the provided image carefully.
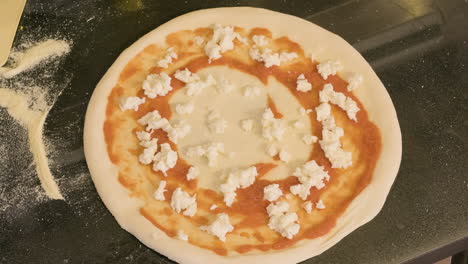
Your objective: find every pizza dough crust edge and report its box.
[83,7,402,264]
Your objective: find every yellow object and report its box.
[0,0,27,67]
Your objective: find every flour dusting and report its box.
[0,39,70,79]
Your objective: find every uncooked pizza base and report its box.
[84,7,402,264]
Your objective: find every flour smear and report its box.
[0,39,70,200]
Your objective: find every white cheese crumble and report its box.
[217,78,235,94]
[302,134,318,145]
[240,119,254,132]
[316,102,353,168]
[170,187,197,217]
[346,73,363,91]
[200,213,234,242]
[299,107,313,116]
[303,201,313,214]
[175,68,200,83]
[207,111,228,134]
[186,166,199,181]
[167,121,191,143]
[194,36,204,46]
[264,184,283,202]
[290,160,330,200]
[204,24,243,62]
[252,35,269,47]
[156,47,178,68]
[119,96,145,111]
[249,48,297,68]
[319,83,360,121]
[175,103,194,115]
[220,166,258,206]
[279,149,291,163]
[186,142,224,167]
[266,201,300,239]
[296,74,312,92]
[266,144,279,157]
[210,204,218,210]
[177,230,188,241]
[138,138,158,165]
[136,131,151,142]
[317,60,343,80]
[243,85,261,97]
[142,72,173,99]
[316,199,326,209]
[279,52,299,62]
[153,143,178,176]
[153,180,167,201]
[186,74,216,96]
[261,108,286,141]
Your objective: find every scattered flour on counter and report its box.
[0,40,70,79]
[0,88,63,200]
[0,39,71,200]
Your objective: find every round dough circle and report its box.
[84,7,402,264]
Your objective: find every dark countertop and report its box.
[0,0,467,263]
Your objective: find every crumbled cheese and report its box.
[252,35,269,46]
[186,142,224,167]
[243,85,261,97]
[136,131,151,142]
[303,201,313,214]
[175,103,194,115]
[299,107,313,116]
[138,138,158,165]
[249,48,281,68]
[317,60,343,80]
[200,213,234,242]
[153,143,178,176]
[347,73,363,91]
[119,96,145,111]
[316,199,326,209]
[217,78,234,94]
[177,230,188,241]
[170,187,197,217]
[210,204,218,210]
[266,201,289,216]
[290,160,330,200]
[293,120,304,129]
[185,74,216,96]
[296,74,312,92]
[220,166,258,206]
[279,52,298,62]
[207,111,228,134]
[316,102,353,168]
[175,68,200,83]
[204,24,243,62]
[166,121,191,143]
[266,144,279,157]
[266,201,300,239]
[153,180,167,201]
[264,184,283,202]
[261,108,286,141]
[156,47,178,68]
[142,72,173,98]
[241,119,254,132]
[302,134,318,145]
[279,150,291,163]
[319,83,360,121]
[194,36,204,46]
[186,166,199,181]
[315,102,331,122]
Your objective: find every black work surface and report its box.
[1,0,467,263]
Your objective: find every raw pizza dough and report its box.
[84,7,401,264]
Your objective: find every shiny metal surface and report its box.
[0,0,467,263]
